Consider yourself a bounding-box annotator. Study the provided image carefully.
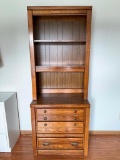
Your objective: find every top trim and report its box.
[27,6,92,10]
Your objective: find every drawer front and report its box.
[37,115,84,122]
[36,109,84,115]
[38,150,84,155]
[0,134,8,148]
[37,138,83,150]
[37,122,84,134]
[0,107,6,133]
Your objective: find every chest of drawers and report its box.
[31,97,90,156]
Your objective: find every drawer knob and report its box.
[74,117,77,120]
[44,110,47,113]
[43,142,50,146]
[44,117,47,120]
[44,123,47,126]
[74,123,77,126]
[74,110,77,113]
[71,142,78,146]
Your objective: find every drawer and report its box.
[36,109,84,115]
[0,134,8,148]
[37,138,83,150]
[37,115,84,122]
[37,122,84,134]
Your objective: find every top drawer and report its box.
[36,109,84,115]
[36,109,84,122]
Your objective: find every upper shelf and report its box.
[36,65,85,72]
[34,40,86,43]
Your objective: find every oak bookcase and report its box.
[27,6,92,156]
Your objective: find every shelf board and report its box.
[30,93,90,106]
[34,40,86,43]
[36,65,85,72]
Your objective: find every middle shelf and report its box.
[36,65,85,72]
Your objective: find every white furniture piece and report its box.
[0,92,20,152]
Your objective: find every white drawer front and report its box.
[0,134,8,148]
[0,107,6,133]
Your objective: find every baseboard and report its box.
[20,130,120,135]
[20,130,32,135]
[89,131,120,135]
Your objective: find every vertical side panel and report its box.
[84,10,92,100]
[84,107,90,156]
[31,107,37,156]
[28,10,37,100]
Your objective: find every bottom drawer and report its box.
[37,138,83,150]
[38,150,84,155]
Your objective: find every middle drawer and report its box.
[37,122,84,134]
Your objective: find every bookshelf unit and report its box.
[28,6,92,156]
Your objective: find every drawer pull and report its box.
[43,142,50,146]
[44,123,47,126]
[71,142,78,146]
[44,110,47,113]
[44,117,47,120]
[74,117,77,120]
[74,123,77,126]
[74,110,77,113]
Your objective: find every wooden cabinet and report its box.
[28,6,92,156]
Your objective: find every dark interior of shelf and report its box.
[33,15,86,41]
[33,15,87,95]
[31,93,89,105]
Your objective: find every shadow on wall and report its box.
[0,49,4,67]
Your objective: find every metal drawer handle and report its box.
[71,142,78,146]
[44,123,47,126]
[74,123,77,126]
[44,117,47,120]
[43,142,50,146]
[74,117,77,120]
[74,110,77,113]
[44,110,47,113]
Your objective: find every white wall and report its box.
[0,0,120,131]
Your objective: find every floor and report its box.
[0,135,120,160]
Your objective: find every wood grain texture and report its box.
[33,10,87,16]
[37,122,84,134]
[1,135,120,160]
[37,133,84,138]
[31,107,37,156]
[84,10,92,100]
[38,150,84,155]
[36,115,84,122]
[37,138,83,150]
[28,6,92,157]
[36,65,85,72]
[28,10,37,100]
[84,107,90,156]
[30,93,90,105]
[36,108,84,115]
